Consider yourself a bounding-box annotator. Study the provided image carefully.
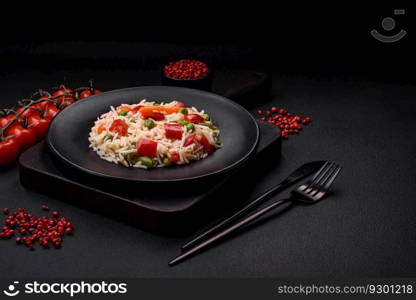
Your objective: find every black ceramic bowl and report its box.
[47,86,259,183]
[161,60,213,91]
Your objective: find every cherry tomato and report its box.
[43,104,60,120]
[136,139,158,158]
[52,87,74,104]
[78,88,102,100]
[109,119,128,136]
[0,138,20,166]
[184,114,205,124]
[5,125,37,151]
[0,114,18,128]
[170,151,180,163]
[16,106,40,120]
[60,98,75,109]
[164,123,183,140]
[27,115,50,141]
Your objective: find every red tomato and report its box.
[16,106,40,120]
[184,133,213,153]
[184,133,197,147]
[0,138,20,165]
[109,119,128,136]
[131,105,143,114]
[27,115,50,140]
[34,99,52,111]
[78,89,102,100]
[0,114,18,128]
[136,139,158,158]
[184,114,205,124]
[164,123,183,140]
[5,125,37,151]
[43,104,60,120]
[170,151,180,163]
[196,134,214,153]
[52,87,74,104]
[60,98,75,109]
[174,101,187,108]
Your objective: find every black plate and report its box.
[47,86,259,183]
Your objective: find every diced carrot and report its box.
[117,106,133,111]
[97,124,106,134]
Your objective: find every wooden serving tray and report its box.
[18,121,281,236]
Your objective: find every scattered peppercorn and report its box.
[164,59,210,80]
[257,107,312,139]
[0,206,73,250]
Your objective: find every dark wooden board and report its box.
[19,121,281,236]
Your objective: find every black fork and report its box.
[169,161,342,266]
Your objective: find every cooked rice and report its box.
[88,100,220,168]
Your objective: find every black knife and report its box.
[181,160,326,251]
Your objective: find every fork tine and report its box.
[305,161,335,193]
[298,161,330,192]
[311,165,341,198]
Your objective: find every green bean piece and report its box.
[118,110,129,116]
[137,156,154,168]
[179,108,188,114]
[163,157,172,166]
[199,123,218,130]
[144,119,155,129]
[103,134,113,142]
[185,123,195,132]
[202,113,210,121]
[179,120,189,126]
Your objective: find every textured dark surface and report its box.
[0,70,415,279]
[18,122,280,235]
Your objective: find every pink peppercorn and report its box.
[164,59,210,80]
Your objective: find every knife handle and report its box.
[181,182,283,251]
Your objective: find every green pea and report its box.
[118,110,129,116]
[137,156,154,168]
[185,123,195,132]
[144,119,155,129]
[179,108,188,114]
[202,113,210,121]
[103,134,113,142]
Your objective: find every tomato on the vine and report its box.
[0,138,20,166]
[16,106,40,120]
[78,88,102,100]
[52,87,74,104]
[5,125,37,152]
[60,98,75,109]
[0,114,18,128]
[27,115,50,140]
[43,104,60,120]
[34,96,53,111]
